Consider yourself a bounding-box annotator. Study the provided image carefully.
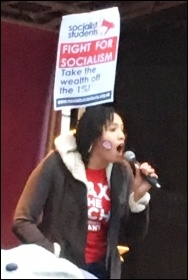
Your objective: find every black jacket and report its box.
[12,135,149,279]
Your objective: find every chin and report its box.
[109,156,122,163]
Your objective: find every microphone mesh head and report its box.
[124,151,136,162]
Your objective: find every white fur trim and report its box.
[54,134,88,186]
[106,163,113,186]
[53,242,61,257]
[54,134,113,188]
[129,192,150,213]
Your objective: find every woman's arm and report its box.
[12,151,57,253]
[118,161,151,247]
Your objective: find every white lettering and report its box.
[97,183,110,200]
[87,181,97,197]
[99,209,110,222]
[88,207,99,220]
[88,223,101,231]
[62,43,91,54]
[88,198,102,208]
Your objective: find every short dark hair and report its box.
[75,105,115,166]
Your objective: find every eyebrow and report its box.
[108,122,124,129]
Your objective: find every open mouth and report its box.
[117,143,125,155]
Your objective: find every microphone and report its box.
[124,151,161,188]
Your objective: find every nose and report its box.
[118,129,125,141]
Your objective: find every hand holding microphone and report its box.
[125,151,161,189]
[123,151,161,202]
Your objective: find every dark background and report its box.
[115,24,187,279]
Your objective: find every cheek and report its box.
[101,133,117,151]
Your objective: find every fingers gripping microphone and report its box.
[125,151,161,188]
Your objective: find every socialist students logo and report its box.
[97,18,115,35]
[68,17,115,39]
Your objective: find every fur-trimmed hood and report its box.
[54,133,113,188]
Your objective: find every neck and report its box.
[87,153,109,170]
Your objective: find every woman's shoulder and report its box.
[35,150,66,174]
[113,160,133,175]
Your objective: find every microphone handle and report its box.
[133,161,161,188]
[145,175,161,188]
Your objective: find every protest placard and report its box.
[53,7,120,110]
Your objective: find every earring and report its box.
[88,145,93,153]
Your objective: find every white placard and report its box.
[53,7,120,110]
